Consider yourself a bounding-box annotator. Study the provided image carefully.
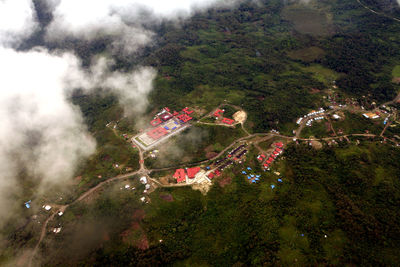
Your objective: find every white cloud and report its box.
[0,0,38,46]
[88,57,157,114]
[0,47,96,223]
[45,0,237,54]
[0,0,236,227]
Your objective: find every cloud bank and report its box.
[45,0,237,54]
[0,47,96,223]
[0,0,239,230]
[0,0,38,47]
[88,57,157,114]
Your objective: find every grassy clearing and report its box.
[281,6,332,36]
[300,120,329,139]
[392,65,400,77]
[301,64,340,85]
[288,47,325,62]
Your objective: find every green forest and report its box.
[84,142,400,266]
[2,0,400,266]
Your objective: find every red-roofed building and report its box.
[215,170,221,177]
[271,154,277,159]
[222,118,234,125]
[214,109,224,117]
[261,154,266,158]
[164,107,170,112]
[273,151,279,156]
[207,172,215,179]
[147,127,168,140]
[275,148,282,153]
[182,107,194,115]
[187,167,201,179]
[150,118,162,126]
[257,156,263,161]
[160,113,173,121]
[275,142,283,148]
[173,169,186,183]
[177,114,193,123]
[173,111,179,116]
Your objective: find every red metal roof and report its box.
[273,151,279,155]
[150,117,162,126]
[147,127,168,140]
[214,109,224,117]
[221,118,234,125]
[177,114,192,123]
[215,170,221,176]
[207,172,215,179]
[182,107,194,115]
[173,111,179,116]
[187,167,201,179]
[275,148,282,152]
[160,113,172,121]
[173,169,186,183]
[165,107,170,112]
[275,142,283,148]
[261,154,266,158]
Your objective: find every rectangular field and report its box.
[132,118,190,151]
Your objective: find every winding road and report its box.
[26,94,399,266]
[357,0,400,23]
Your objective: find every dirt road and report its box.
[27,94,400,266]
[357,0,400,23]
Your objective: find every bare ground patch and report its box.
[219,177,232,188]
[160,193,174,202]
[206,151,218,159]
[311,140,323,149]
[121,209,149,250]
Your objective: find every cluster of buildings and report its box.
[305,116,325,127]
[132,107,195,150]
[207,169,221,180]
[173,167,201,183]
[242,167,261,183]
[262,142,284,170]
[206,144,248,180]
[213,108,235,125]
[363,112,380,119]
[296,108,325,125]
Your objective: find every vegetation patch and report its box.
[301,64,340,85]
[392,65,400,77]
[288,47,325,62]
[281,6,333,36]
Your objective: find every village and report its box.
[103,90,400,195]
[136,91,400,192]
[31,90,400,244]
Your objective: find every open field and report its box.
[288,47,325,62]
[281,6,333,36]
[301,64,341,85]
[393,65,400,77]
